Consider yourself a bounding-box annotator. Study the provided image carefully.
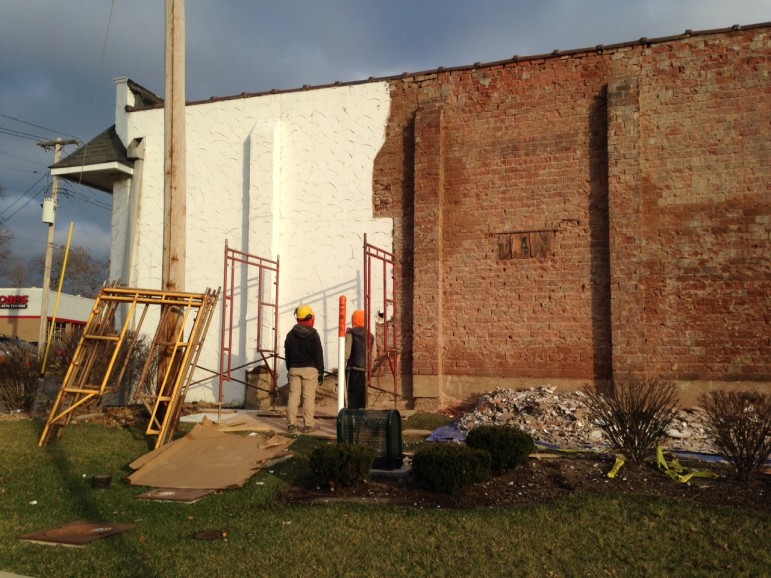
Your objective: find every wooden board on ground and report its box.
[134,488,216,503]
[19,521,134,547]
[402,429,432,437]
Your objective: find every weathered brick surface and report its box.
[411,106,445,397]
[373,26,770,402]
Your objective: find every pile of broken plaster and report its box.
[456,386,718,455]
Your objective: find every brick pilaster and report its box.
[412,105,444,398]
[607,77,647,379]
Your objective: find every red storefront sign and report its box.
[0,295,29,309]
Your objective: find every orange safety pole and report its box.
[337,295,347,411]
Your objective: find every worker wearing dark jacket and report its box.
[284,304,324,433]
[345,309,373,409]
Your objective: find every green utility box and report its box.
[337,408,403,470]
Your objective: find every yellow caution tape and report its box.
[607,455,625,478]
[656,445,719,483]
[605,447,720,481]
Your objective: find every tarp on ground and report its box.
[426,422,467,442]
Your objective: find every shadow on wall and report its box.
[589,87,613,381]
[279,276,360,376]
[395,116,416,401]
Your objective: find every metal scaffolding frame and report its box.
[364,234,399,404]
[219,241,280,403]
[39,285,220,449]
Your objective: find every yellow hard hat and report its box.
[295,304,314,321]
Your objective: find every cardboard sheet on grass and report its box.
[19,521,134,547]
[127,418,294,490]
[180,408,338,439]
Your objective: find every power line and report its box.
[0,148,45,166]
[0,178,41,189]
[0,175,48,223]
[1,179,113,228]
[0,165,45,174]
[0,112,81,142]
[0,126,51,141]
[3,233,110,267]
[60,182,112,211]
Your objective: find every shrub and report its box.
[309,443,376,488]
[584,378,679,463]
[466,425,534,473]
[50,329,81,369]
[71,330,153,405]
[698,390,771,480]
[0,344,42,412]
[411,443,491,493]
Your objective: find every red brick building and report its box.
[372,24,769,406]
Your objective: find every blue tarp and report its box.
[425,422,466,442]
[423,422,767,466]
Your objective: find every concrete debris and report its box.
[457,386,718,455]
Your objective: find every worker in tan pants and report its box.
[284,304,324,434]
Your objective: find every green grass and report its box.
[1,420,769,578]
[402,411,455,431]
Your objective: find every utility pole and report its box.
[163,0,186,292]
[157,0,186,401]
[37,138,79,356]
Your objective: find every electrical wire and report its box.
[0,174,47,222]
[0,184,48,224]
[3,234,110,267]
[0,126,51,141]
[0,148,45,166]
[0,165,45,174]
[61,181,112,210]
[0,112,81,142]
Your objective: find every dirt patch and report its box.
[279,454,770,513]
[27,402,227,429]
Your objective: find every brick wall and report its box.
[373,26,770,404]
[634,31,770,383]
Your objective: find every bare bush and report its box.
[55,330,153,405]
[92,331,153,405]
[585,379,679,463]
[0,345,42,412]
[699,390,771,480]
[50,329,82,369]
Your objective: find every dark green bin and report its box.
[336,409,403,470]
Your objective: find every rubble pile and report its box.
[458,386,718,454]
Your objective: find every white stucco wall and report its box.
[110,80,393,403]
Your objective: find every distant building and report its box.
[0,288,94,343]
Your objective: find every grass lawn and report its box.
[0,419,768,578]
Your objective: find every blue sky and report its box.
[1,0,768,283]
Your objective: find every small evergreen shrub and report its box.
[309,443,376,488]
[584,378,679,463]
[411,443,491,493]
[699,390,771,480]
[465,425,535,473]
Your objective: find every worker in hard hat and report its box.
[284,304,324,434]
[345,309,374,409]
